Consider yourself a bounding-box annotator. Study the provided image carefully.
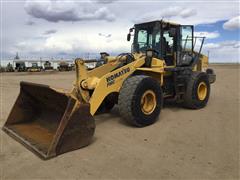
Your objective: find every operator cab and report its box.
[128,20,201,67]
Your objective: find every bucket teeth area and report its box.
[4,122,55,156]
[3,81,95,159]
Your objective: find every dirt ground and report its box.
[0,64,239,180]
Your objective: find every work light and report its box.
[146,49,154,58]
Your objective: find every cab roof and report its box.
[134,20,180,27]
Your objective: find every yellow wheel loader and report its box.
[2,20,216,159]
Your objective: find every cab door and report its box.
[178,25,194,66]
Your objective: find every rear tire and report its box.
[119,75,162,127]
[183,72,210,109]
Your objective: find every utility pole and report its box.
[40,57,42,67]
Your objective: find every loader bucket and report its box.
[2,82,95,160]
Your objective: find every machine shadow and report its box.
[95,99,185,128]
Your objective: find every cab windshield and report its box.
[133,24,161,54]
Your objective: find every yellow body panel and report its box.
[73,53,167,115]
[87,61,120,78]
[89,58,145,115]
[192,52,209,71]
[199,54,209,70]
[77,55,166,115]
[136,58,165,85]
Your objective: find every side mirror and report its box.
[127,33,131,41]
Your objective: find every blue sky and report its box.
[1,0,239,63]
[195,21,239,43]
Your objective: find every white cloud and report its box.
[233,42,240,48]
[25,20,35,26]
[204,43,220,49]
[223,16,240,30]
[162,7,197,18]
[179,8,196,18]
[14,40,45,54]
[203,41,240,63]
[194,31,220,39]
[220,41,240,47]
[93,0,118,4]
[98,33,111,38]
[132,2,238,26]
[43,29,57,35]
[24,0,115,22]
[10,27,130,58]
[135,6,197,23]
[44,31,129,53]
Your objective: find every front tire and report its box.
[96,93,116,114]
[119,75,162,127]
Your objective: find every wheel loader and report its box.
[27,63,43,72]
[2,20,216,159]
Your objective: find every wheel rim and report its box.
[141,90,157,115]
[197,82,207,100]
